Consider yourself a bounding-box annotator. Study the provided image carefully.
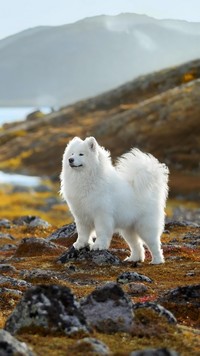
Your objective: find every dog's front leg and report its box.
[90,216,113,250]
[73,221,91,250]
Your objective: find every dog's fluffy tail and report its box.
[116,148,169,205]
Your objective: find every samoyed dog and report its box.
[60,137,169,264]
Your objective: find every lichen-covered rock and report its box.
[0,219,11,229]
[0,264,17,273]
[128,283,148,295]
[13,216,51,228]
[130,349,179,356]
[5,285,89,335]
[46,223,77,247]
[58,246,121,265]
[47,223,77,240]
[14,237,66,257]
[132,302,177,324]
[0,233,14,240]
[117,271,153,284]
[0,287,22,296]
[165,220,199,229]
[168,207,200,225]
[70,337,110,355]
[81,282,134,333]
[0,275,32,288]
[158,284,200,307]
[0,329,35,355]
[0,244,17,251]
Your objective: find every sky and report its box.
[1,0,200,40]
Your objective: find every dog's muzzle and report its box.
[69,158,83,168]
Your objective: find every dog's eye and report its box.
[79,153,84,156]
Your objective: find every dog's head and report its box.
[63,136,99,170]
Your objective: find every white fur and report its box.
[60,136,169,264]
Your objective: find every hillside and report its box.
[1,13,200,106]
[0,59,199,198]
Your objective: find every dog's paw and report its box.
[73,240,88,250]
[150,257,165,264]
[90,241,107,251]
[124,253,145,263]
[124,256,144,263]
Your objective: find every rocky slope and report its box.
[0,216,199,355]
[0,59,199,198]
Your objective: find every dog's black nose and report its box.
[69,158,74,164]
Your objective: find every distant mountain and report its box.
[1,13,200,107]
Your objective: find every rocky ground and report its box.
[0,215,199,355]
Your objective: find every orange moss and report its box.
[182,72,196,83]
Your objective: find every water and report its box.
[0,107,51,126]
[0,107,50,187]
[0,171,41,187]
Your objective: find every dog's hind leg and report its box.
[136,224,164,264]
[123,229,145,262]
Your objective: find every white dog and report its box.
[60,137,169,264]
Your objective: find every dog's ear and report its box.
[85,137,97,151]
[68,136,82,147]
[71,136,81,143]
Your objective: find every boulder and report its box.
[5,285,89,335]
[117,271,153,284]
[81,282,134,333]
[58,246,121,265]
[14,237,66,257]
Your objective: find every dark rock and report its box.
[117,271,153,284]
[34,185,52,193]
[29,217,51,228]
[158,284,200,307]
[12,185,32,193]
[0,329,35,356]
[45,197,60,206]
[165,220,199,229]
[46,223,77,246]
[15,237,66,257]
[132,302,177,324]
[13,216,51,228]
[169,207,200,225]
[58,246,121,265]
[0,244,17,251]
[128,283,148,295]
[19,268,95,285]
[20,268,61,282]
[183,232,200,240]
[0,233,15,240]
[47,223,77,240]
[185,271,195,277]
[5,285,89,335]
[182,232,200,246]
[0,264,17,273]
[70,337,110,355]
[81,282,134,333]
[130,348,179,356]
[0,287,22,296]
[0,275,32,288]
[0,219,11,229]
